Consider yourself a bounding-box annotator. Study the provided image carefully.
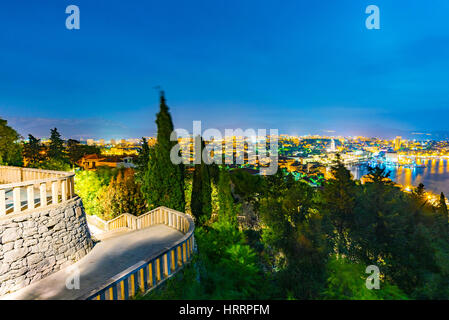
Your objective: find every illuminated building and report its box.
[394,136,402,150]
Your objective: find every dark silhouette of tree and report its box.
[191,136,212,224]
[413,183,426,200]
[23,134,43,167]
[365,166,394,185]
[48,128,65,161]
[438,192,448,217]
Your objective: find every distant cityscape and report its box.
[45,134,448,194]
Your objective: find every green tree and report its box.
[0,118,23,166]
[38,158,71,171]
[100,168,147,220]
[48,128,66,161]
[323,257,408,300]
[217,168,237,222]
[23,134,43,167]
[191,136,212,224]
[261,179,329,299]
[135,137,150,182]
[67,139,100,166]
[320,158,356,257]
[145,218,267,300]
[74,170,105,217]
[142,92,185,212]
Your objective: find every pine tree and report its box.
[191,136,212,224]
[413,183,426,200]
[23,134,43,167]
[142,92,185,212]
[48,128,65,161]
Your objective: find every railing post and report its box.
[69,176,74,199]
[13,186,21,213]
[171,249,176,272]
[27,185,35,210]
[182,242,187,263]
[163,253,169,278]
[40,183,47,207]
[61,179,67,202]
[177,245,182,267]
[52,180,58,205]
[0,189,5,216]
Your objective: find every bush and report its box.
[323,257,408,300]
[74,170,105,217]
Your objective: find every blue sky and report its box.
[1,0,449,140]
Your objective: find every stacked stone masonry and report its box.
[0,197,93,296]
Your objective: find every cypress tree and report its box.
[191,136,212,224]
[217,168,236,223]
[142,92,185,212]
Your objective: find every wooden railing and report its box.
[81,206,195,300]
[0,166,75,216]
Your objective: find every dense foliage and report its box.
[0,118,22,166]
[191,137,212,225]
[75,167,146,220]
[101,168,147,219]
[144,217,268,300]
[142,92,185,212]
[144,157,449,300]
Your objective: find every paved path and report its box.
[1,225,184,300]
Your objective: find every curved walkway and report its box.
[1,225,184,300]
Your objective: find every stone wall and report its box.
[0,197,93,296]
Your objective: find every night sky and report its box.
[1,0,448,140]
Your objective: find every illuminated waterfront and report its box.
[350,158,449,196]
